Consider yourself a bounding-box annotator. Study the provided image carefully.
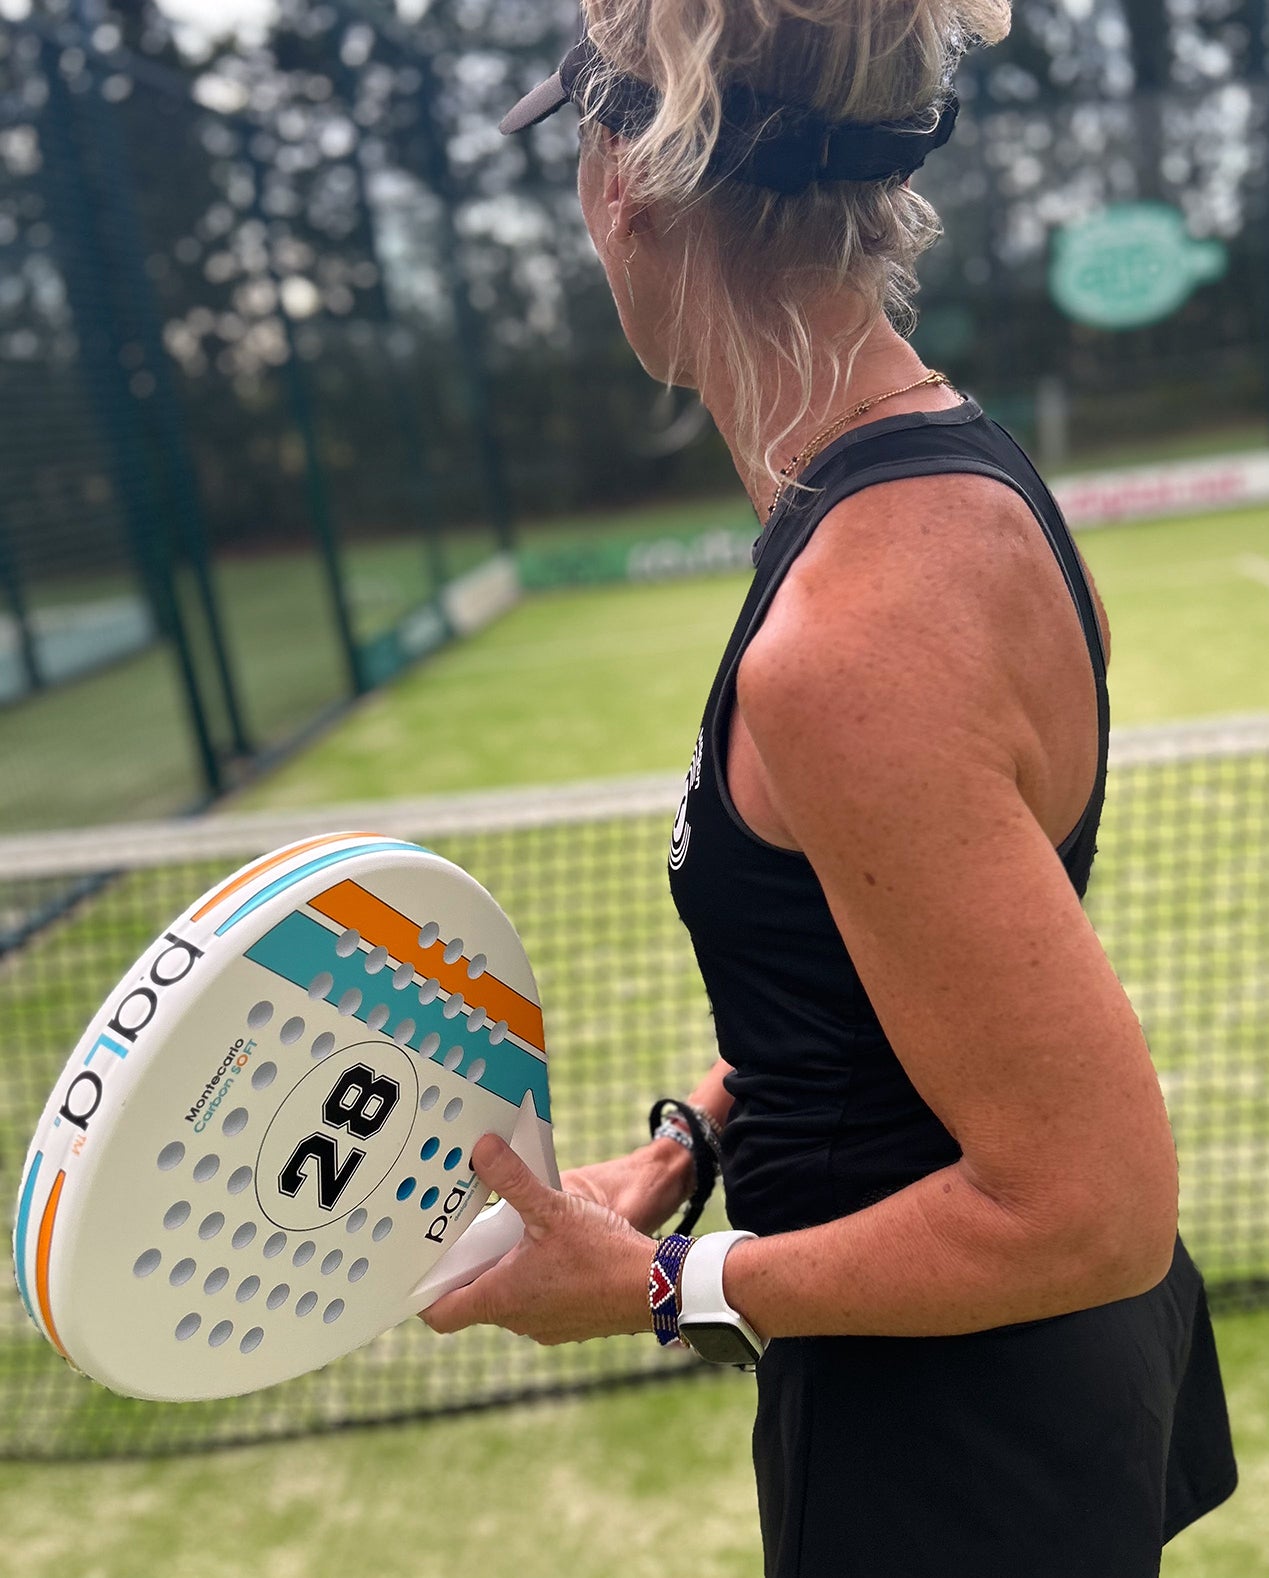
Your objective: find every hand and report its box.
[419,1134,656,1345]
[561,1139,695,1236]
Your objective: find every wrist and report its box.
[647,1136,695,1193]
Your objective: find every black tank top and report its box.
[667,398,1111,1238]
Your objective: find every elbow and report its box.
[1095,1221,1178,1302]
[1088,1185,1180,1303]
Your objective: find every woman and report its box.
[423,4,1239,1573]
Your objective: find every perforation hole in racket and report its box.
[232,1222,257,1251]
[392,1018,416,1046]
[323,1300,345,1325]
[193,1154,220,1184]
[364,946,389,975]
[223,1108,249,1137]
[266,1284,290,1311]
[443,1097,463,1123]
[164,1202,191,1231]
[311,1032,335,1060]
[442,938,464,966]
[392,963,413,990]
[228,1166,253,1195]
[280,1017,305,1046]
[175,1314,201,1342]
[133,1250,161,1279]
[345,1209,367,1234]
[208,1320,233,1348]
[372,1217,393,1242]
[308,972,334,1002]
[240,1328,264,1354]
[199,1212,225,1241]
[169,1258,196,1288]
[465,1059,486,1085]
[466,1007,489,1033]
[417,922,440,949]
[335,929,360,958]
[466,953,487,979]
[157,1143,185,1172]
[419,1085,440,1112]
[296,1292,318,1318]
[367,1004,390,1033]
[263,1232,287,1260]
[247,1001,274,1029]
[236,1277,260,1304]
[204,1267,229,1295]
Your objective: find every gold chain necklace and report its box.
[766,370,953,519]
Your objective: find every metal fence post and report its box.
[248,152,367,700]
[38,35,223,798]
[69,55,255,763]
[0,506,43,695]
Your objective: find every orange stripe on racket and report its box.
[308,880,545,1052]
[36,1171,69,1359]
[192,833,381,924]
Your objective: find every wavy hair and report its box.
[578,0,1011,487]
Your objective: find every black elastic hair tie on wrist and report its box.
[649,1098,718,1235]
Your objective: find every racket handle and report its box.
[411,1092,559,1309]
[411,1197,528,1307]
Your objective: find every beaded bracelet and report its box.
[648,1232,695,1347]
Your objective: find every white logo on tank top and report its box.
[669,729,704,872]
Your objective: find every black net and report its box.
[1,719,1266,1459]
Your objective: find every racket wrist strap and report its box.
[648,1232,695,1347]
[649,1099,721,1235]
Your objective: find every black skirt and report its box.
[753,1235,1238,1578]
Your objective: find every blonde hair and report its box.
[579,0,1011,486]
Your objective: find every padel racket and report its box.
[13,833,558,1402]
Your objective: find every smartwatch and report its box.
[677,1230,767,1369]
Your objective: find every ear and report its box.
[600,128,657,245]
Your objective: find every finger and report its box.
[470,1133,558,1229]
[418,1275,490,1334]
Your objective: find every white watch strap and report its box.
[679,1230,757,1325]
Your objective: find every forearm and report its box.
[722,1160,1161,1339]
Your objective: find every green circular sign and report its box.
[1050,203,1227,330]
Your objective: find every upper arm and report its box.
[735,488,1173,1272]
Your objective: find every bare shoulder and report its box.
[736,471,1104,847]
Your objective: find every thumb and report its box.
[471,1133,558,1232]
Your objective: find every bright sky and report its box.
[156,0,278,46]
[153,0,431,45]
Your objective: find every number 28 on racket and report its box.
[13,834,558,1402]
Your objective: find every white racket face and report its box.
[13,834,551,1402]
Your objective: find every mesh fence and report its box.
[0,16,510,835]
[1,716,1267,1459]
